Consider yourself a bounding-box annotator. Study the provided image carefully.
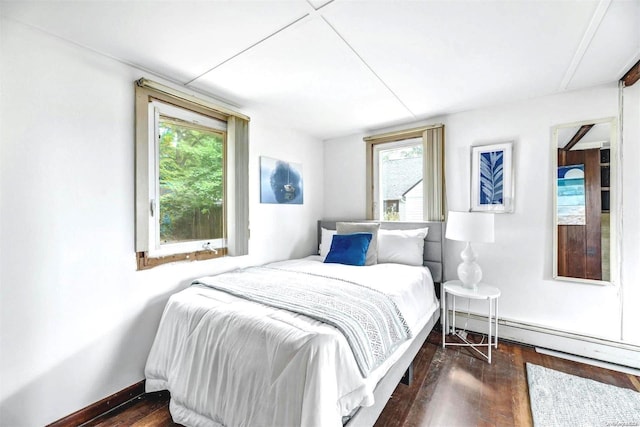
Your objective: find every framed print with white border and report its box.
[470,142,514,213]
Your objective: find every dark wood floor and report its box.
[83,330,640,427]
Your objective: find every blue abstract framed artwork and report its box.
[557,164,586,225]
[470,142,514,212]
[260,156,304,204]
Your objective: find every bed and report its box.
[145,220,443,427]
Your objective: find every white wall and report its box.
[324,83,640,352]
[0,18,323,426]
[323,134,367,219]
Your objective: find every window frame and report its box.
[135,79,249,269]
[365,124,445,222]
[371,137,423,221]
[148,100,228,258]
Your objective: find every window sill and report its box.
[136,248,227,270]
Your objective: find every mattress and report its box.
[145,256,439,427]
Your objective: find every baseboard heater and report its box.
[447,310,640,370]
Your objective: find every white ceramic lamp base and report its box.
[457,242,482,289]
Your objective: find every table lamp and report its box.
[446,211,495,290]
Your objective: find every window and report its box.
[373,138,424,221]
[365,125,445,222]
[151,101,226,256]
[135,79,249,269]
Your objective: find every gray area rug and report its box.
[527,363,640,427]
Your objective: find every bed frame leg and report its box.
[400,363,413,386]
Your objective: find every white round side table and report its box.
[441,280,501,363]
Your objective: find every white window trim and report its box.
[372,137,422,220]
[146,101,227,258]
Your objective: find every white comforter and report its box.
[145,256,439,427]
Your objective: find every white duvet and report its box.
[145,256,439,427]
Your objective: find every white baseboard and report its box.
[447,311,640,370]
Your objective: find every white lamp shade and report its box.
[446,211,495,243]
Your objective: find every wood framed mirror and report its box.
[552,117,617,284]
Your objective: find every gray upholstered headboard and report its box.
[317,220,444,284]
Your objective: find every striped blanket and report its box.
[194,266,411,377]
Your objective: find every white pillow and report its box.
[377,227,429,266]
[319,227,338,260]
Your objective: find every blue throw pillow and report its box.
[324,233,373,266]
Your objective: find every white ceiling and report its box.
[2,0,639,140]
